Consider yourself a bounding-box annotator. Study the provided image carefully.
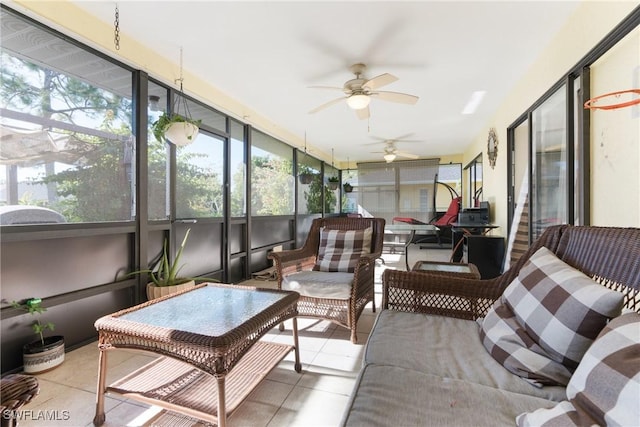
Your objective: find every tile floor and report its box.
[15,246,451,427]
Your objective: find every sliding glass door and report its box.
[531,86,568,239]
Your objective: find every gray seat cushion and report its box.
[341,364,557,427]
[364,310,566,402]
[283,270,354,299]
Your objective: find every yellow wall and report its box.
[462,2,639,233]
[589,27,640,226]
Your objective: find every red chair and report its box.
[427,196,461,246]
[433,196,461,227]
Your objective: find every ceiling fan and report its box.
[308,63,419,120]
[372,140,420,163]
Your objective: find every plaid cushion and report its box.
[479,299,573,386]
[314,227,372,273]
[516,313,640,426]
[503,247,624,371]
[516,401,585,426]
[567,312,640,426]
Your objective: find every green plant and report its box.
[328,176,339,182]
[151,112,201,143]
[128,229,217,287]
[9,298,54,347]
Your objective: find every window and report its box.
[229,120,246,217]
[436,163,462,211]
[357,159,439,223]
[0,8,134,224]
[324,164,340,214]
[297,153,322,215]
[176,132,225,218]
[148,83,170,220]
[250,130,294,216]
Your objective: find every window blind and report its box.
[356,158,440,224]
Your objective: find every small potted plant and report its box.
[152,112,201,146]
[343,182,354,193]
[128,229,217,300]
[327,176,339,190]
[7,297,64,374]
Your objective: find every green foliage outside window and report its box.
[251,156,294,215]
[305,174,337,214]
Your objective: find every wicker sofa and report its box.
[341,225,640,426]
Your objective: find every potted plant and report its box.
[8,297,64,374]
[128,229,217,300]
[151,112,201,146]
[327,176,339,190]
[298,165,316,185]
[343,182,353,193]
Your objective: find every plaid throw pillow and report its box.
[517,313,639,427]
[479,299,573,387]
[516,401,585,427]
[503,247,624,371]
[314,227,372,273]
[567,312,640,426]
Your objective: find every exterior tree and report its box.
[1,53,133,221]
[305,175,337,214]
[251,156,294,215]
[1,53,222,222]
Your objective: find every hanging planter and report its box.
[343,182,353,193]
[327,177,339,190]
[153,114,200,146]
[299,173,314,184]
[151,47,201,146]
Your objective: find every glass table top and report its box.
[416,263,473,273]
[118,285,289,337]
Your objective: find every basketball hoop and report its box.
[584,89,640,110]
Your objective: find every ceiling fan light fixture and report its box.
[346,94,370,110]
[384,153,396,163]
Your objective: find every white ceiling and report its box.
[71,1,580,165]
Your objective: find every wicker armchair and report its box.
[269,217,385,343]
[383,225,640,319]
[1,374,40,427]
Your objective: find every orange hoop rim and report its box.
[584,89,640,110]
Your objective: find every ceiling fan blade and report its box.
[365,134,421,146]
[371,91,419,105]
[363,73,398,90]
[396,150,419,159]
[308,85,344,91]
[308,97,345,114]
[355,106,370,120]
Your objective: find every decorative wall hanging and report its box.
[487,127,498,169]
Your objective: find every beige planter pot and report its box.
[164,122,199,146]
[146,280,196,300]
[23,335,65,374]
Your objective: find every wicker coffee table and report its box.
[93,283,300,427]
